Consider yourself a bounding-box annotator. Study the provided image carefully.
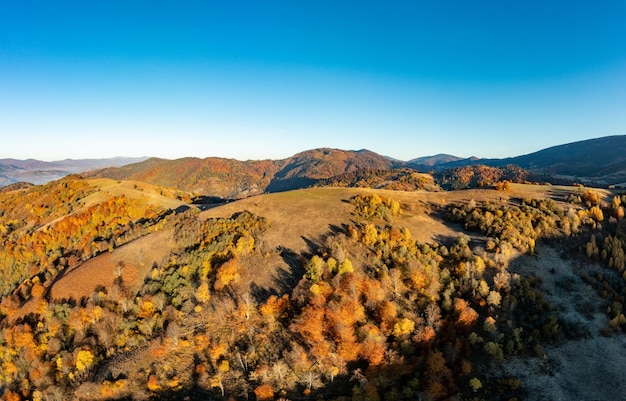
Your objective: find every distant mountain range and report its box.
[408,135,626,186]
[0,157,148,187]
[4,135,626,194]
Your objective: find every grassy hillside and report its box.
[0,178,189,298]
[2,177,626,400]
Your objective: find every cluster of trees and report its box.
[350,193,401,222]
[125,194,549,400]
[448,189,626,337]
[225,193,569,400]
[0,180,93,232]
[434,165,530,190]
[0,186,170,299]
[143,194,571,400]
[446,196,608,255]
[578,193,626,332]
[316,168,438,192]
[0,209,269,400]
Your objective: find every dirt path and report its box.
[503,245,626,401]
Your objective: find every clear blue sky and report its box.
[1,1,625,161]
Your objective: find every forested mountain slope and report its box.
[87,148,399,199]
[8,135,626,198]
[415,135,626,186]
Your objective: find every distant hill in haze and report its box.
[408,153,466,167]
[401,135,626,187]
[0,157,148,187]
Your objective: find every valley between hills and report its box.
[2,137,626,400]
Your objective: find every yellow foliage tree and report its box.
[392,318,415,337]
[338,258,354,275]
[147,374,161,392]
[214,258,240,290]
[363,224,378,246]
[75,349,94,372]
[589,205,604,222]
[138,300,156,319]
[236,234,255,254]
[254,384,275,401]
[583,189,600,205]
[218,360,230,373]
[196,282,211,304]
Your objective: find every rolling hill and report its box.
[87,148,399,199]
[415,135,626,186]
[500,135,626,175]
[87,156,281,199]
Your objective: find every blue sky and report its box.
[1,1,625,161]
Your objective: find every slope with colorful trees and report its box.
[1,180,625,400]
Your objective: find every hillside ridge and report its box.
[6,135,626,192]
[85,135,626,198]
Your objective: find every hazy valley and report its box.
[2,136,626,400]
[0,158,148,188]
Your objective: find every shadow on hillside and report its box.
[301,236,320,257]
[173,204,191,214]
[278,246,307,288]
[249,282,275,301]
[247,225,353,301]
[544,188,582,203]
[328,223,349,235]
[433,232,488,250]
[265,176,317,193]
[191,195,230,211]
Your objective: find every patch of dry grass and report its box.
[42,183,598,307]
[83,178,187,210]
